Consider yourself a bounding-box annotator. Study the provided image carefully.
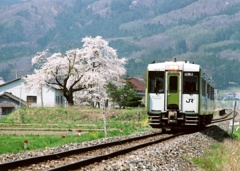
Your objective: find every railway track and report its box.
[0,131,185,171]
[0,109,235,171]
[212,109,237,124]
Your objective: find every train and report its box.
[146,59,215,130]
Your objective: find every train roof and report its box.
[147,61,200,72]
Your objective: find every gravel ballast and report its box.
[0,123,229,170]
[78,125,227,171]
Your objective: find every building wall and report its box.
[0,79,65,107]
[28,87,59,107]
[0,79,23,98]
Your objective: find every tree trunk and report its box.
[40,86,43,107]
[102,100,107,138]
[67,98,74,106]
[64,91,74,106]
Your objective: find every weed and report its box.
[192,129,240,170]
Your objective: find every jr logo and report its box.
[186,99,194,103]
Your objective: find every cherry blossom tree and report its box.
[24,36,126,106]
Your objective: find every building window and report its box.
[27,96,37,103]
[56,95,64,105]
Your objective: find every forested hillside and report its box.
[1,0,240,88]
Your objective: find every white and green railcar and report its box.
[146,60,215,129]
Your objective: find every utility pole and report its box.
[138,105,141,130]
[102,99,108,138]
[231,101,238,139]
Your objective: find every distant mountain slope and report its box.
[0,0,240,88]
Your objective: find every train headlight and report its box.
[169,65,179,70]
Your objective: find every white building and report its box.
[0,78,65,108]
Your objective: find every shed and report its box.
[0,92,27,116]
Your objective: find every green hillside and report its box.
[0,0,240,88]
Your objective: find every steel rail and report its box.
[212,110,238,123]
[0,132,163,170]
[212,109,232,121]
[48,132,185,171]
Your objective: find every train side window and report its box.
[207,84,211,98]
[211,87,214,100]
[202,79,206,96]
[208,85,214,100]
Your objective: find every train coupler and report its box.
[168,110,178,123]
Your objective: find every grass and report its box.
[192,128,240,171]
[0,130,136,154]
[0,106,102,124]
[3,106,240,170]
[0,134,97,153]
[0,106,150,154]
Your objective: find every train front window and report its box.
[148,71,164,93]
[183,72,199,94]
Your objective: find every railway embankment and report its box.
[0,123,232,170]
[0,107,239,170]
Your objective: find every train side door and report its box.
[166,72,181,110]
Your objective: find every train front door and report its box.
[166,72,181,110]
